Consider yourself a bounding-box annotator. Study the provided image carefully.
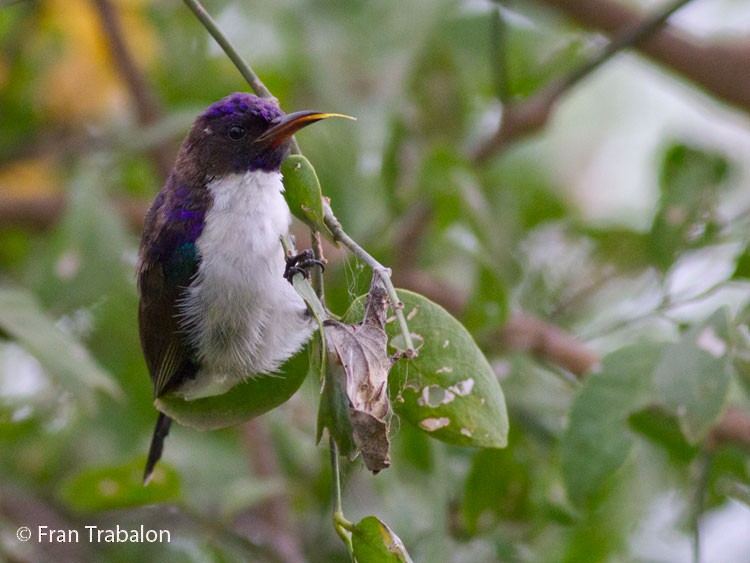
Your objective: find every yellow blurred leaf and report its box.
[0,157,60,197]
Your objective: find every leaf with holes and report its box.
[344,290,507,448]
[320,284,392,472]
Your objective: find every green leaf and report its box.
[0,286,122,402]
[562,343,664,506]
[59,459,180,512]
[33,158,135,312]
[345,290,508,449]
[583,226,653,272]
[731,301,750,396]
[462,265,509,333]
[731,246,750,280]
[351,516,413,563]
[317,353,358,459]
[649,143,730,270]
[628,406,699,463]
[155,348,309,430]
[651,308,732,444]
[462,444,531,533]
[281,154,331,236]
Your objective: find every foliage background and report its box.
[1,0,750,561]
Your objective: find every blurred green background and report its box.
[1,0,750,561]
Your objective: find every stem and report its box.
[330,436,354,555]
[555,0,696,95]
[324,203,417,358]
[182,0,271,99]
[182,0,304,157]
[490,5,509,103]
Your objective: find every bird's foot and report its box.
[284,249,325,283]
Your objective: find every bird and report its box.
[137,92,338,485]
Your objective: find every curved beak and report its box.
[255,110,355,148]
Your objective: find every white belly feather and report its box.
[177,171,313,399]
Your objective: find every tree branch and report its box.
[499,314,600,376]
[708,407,750,452]
[538,0,750,113]
[474,0,750,162]
[0,194,149,232]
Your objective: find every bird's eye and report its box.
[228,125,246,140]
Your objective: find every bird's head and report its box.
[176,93,346,181]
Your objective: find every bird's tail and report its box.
[143,412,172,486]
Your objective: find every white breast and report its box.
[178,171,313,399]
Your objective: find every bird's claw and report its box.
[284,249,325,283]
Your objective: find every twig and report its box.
[474,0,702,162]
[181,0,272,100]
[329,436,354,556]
[323,203,417,358]
[537,0,750,113]
[554,0,694,95]
[490,5,510,104]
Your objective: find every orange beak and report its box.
[255,111,356,148]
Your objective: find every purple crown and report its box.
[200,93,284,122]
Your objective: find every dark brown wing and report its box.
[138,259,198,397]
[137,184,201,399]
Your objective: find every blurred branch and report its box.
[538,0,750,111]
[499,314,600,376]
[238,419,305,563]
[474,0,748,162]
[92,0,173,179]
[0,194,149,232]
[708,407,750,452]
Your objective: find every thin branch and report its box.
[0,194,149,232]
[537,0,750,113]
[180,0,301,181]
[181,0,415,357]
[490,5,510,104]
[324,203,416,358]
[554,0,695,95]
[182,0,273,100]
[473,0,730,162]
[329,436,355,556]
